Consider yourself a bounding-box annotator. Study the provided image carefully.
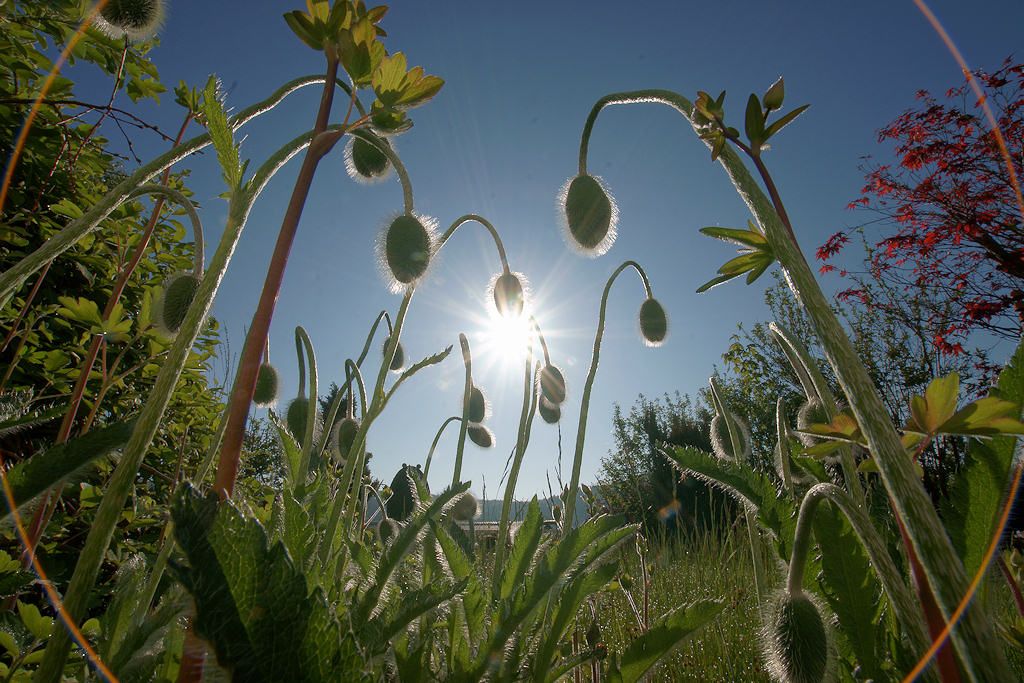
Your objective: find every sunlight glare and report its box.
[479,309,535,365]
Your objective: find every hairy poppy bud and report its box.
[538,396,561,425]
[560,174,617,256]
[378,517,400,545]
[451,492,479,521]
[467,424,494,449]
[379,213,435,290]
[286,397,319,442]
[710,413,751,462]
[762,590,832,683]
[332,416,360,461]
[552,504,562,522]
[538,364,567,405]
[253,363,279,407]
[796,400,832,448]
[386,465,422,522]
[491,271,526,318]
[344,136,392,183]
[156,272,200,336]
[96,0,165,42]
[465,386,488,424]
[382,335,405,372]
[638,297,668,347]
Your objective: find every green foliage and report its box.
[609,599,724,682]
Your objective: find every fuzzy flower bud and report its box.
[538,364,567,405]
[156,272,200,336]
[467,424,494,449]
[378,213,436,290]
[560,174,618,256]
[538,396,561,425]
[344,136,393,183]
[383,335,405,372]
[638,297,668,347]
[95,0,165,42]
[492,271,526,318]
[332,416,360,461]
[451,492,479,521]
[710,413,751,462]
[378,517,400,545]
[252,363,279,407]
[465,386,488,424]
[762,590,832,683]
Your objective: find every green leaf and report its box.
[499,497,543,600]
[943,338,1024,575]
[696,272,740,293]
[172,485,369,682]
[699,224,768,248]
[283,11,323,51]
[56,296,102,326]
[765,104,810,138]
[665,446,796,560]
[363,577,467,646]
[432,522,486,643]
[905,373,959,434]
[814,503,886,679]
[939,396,1024,437]
[200,76,244,190]
[616,599,724,682]
[1,420,134,521]
[744,93,764,146]
[17,601,53,640]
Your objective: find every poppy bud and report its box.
[386,465,422,522]
[638,297,668,347]
[538,364,567,405]
[286,397,319,442]
[379,213,435,291]
[796,400,832,448]
[96,0,165,42]
[710,413,751,463]
[560,174,618,256]
[252,363,279,407]
[451,492,479,521]
[332,416,360,461]
[762,590,832,683]
[467,424,494,448]
[491,271,526,318]
[378,517,401,545]
[156,272,200,337]
[344,136,392,183]
[383,335,405,372]
[466,386,488,424]
[538,396,561,425]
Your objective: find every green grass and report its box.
[591,524,776,682]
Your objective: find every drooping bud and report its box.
[538,364,567,405]
[465,386,488,424]
[252,363,279,407]
[379,213,436,290]
[156,272,200,336]
[762,590,832,683]
[467,424,494,449]
[638,297,668,347]
[538,396,561,425]
[796,400,832,448]
[95,0,165,42]
[586,620,606,659]
[344,136,392,183]
[491,271,526,318]
[378,517,401,545]
[286,397,319,442]
[451,492,479,521]
[386,464,422,522]
[383,335,405,372]
[552,504,562,523]
[710,413,751,462]
[560,174,618,256]
[332,416,360,461]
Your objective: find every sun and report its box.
[478,308,535,365]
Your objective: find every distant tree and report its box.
[819,57,1024,354]
[598,393,733,537]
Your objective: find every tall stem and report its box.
[563,261,652,532]
[492,353,537,598]
[423,416,461,479]
[578,89,1009,680]
[451,334,473,487]
[214,57,340,500]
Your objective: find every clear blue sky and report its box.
[72,1,1023,499]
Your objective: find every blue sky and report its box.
[71,1,1023,500]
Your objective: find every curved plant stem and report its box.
[423,416,462,479]
[451,334,473,487]
[563,260,653,532]
[215,57,340,500]
[435,213,511,272]
[294,326,320,488]
[578,88,1009,680]
[492,354,538,599]
[787,484,934,676]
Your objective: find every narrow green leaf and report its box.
[696,272,741,293]
[699,225,768,248]
[617,599,724,681]
[939,396,1024,437]
[765,104,810,138]
[744,93,764,145]
[499,497,543,600]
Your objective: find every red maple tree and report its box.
[819,58,1024,355]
